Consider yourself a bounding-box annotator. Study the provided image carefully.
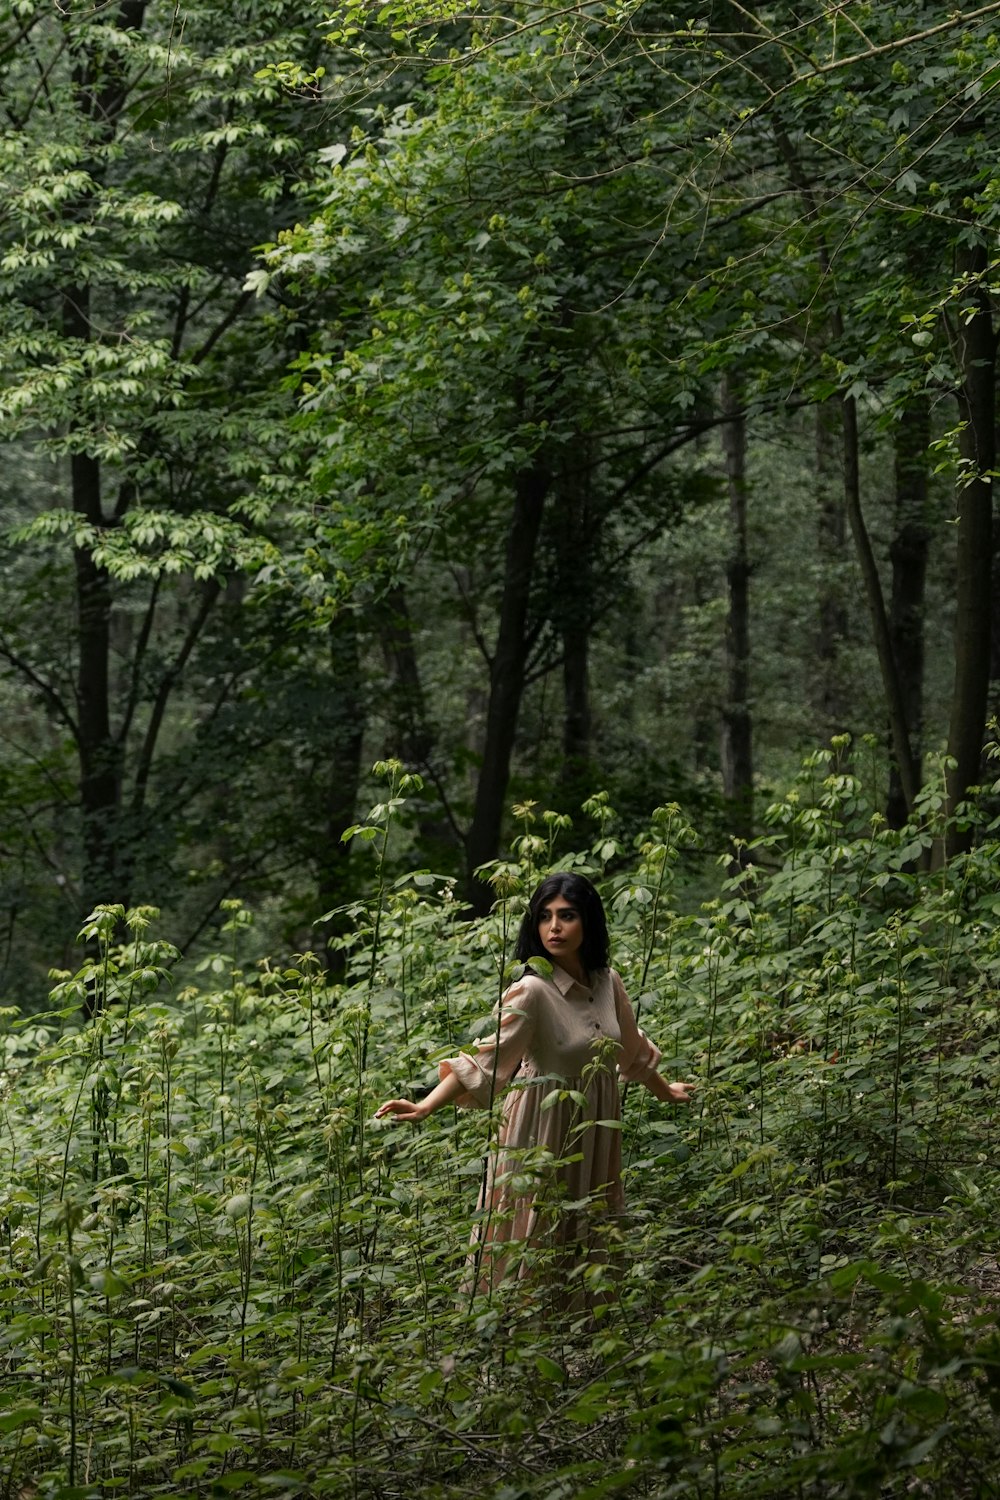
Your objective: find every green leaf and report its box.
[0,1406,42,1433]
[535,1354,565,1381]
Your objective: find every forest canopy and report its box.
[2,0,1000,979]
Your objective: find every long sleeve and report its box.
[611,971,662,1083]
[438,981,537,1109]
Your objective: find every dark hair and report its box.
[515,872,610,973]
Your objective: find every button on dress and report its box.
[440,964,662,1294]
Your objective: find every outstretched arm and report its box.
[378,981,537,1121]
[376,1067,466,1124]
[642,1072,694,1105]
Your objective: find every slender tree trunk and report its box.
[943,241,996,857]
[465,462,549,911]
[689,571,714,777]
[814,405,849,735]
[73,477,120,912]
[378,585,459,859]
[65,285,121,920]
[841,395,919,813]
[720,375,753,839]
[562,628,591,774]
[379,584,434,767]
[887,399,930,827]
[316,613,365,974]
[61,1,147,956]
[555,461,595,807]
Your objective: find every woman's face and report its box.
[537,895,585,969]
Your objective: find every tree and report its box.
[0,1,351,969]
[269,19,749,902]
[647,0,1000,828]
[720,375,753,838]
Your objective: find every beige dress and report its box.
[440,964,661,1295]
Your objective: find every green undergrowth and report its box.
[4,751,1000,1498]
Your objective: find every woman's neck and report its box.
[558,956,588,985]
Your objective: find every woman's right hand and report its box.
[375,1097,429,1124]
[376,1069,465,1123]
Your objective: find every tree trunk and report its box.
[555,462,595,808]
[316,612,365,974]
[943,241,996,857]
[887,399,930,827]
[62,0,147,969]
[813,405,849,735]
[378,585,460,860]
[379,584,434,768]
[841,394,919,814]
[720,375,753,839]
[64,285,121,920]
[73,472,120,913]
[465,462,549,911]
[561,626,591,784]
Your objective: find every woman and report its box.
[376,872,692,1298]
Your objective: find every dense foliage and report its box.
[5,7,1000,1489]
[5,757,1000,1497]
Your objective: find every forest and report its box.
[4,1,1000,1496]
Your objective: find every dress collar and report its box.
[551,962,593,999]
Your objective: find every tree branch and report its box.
[191,289,255,365]
[448,564,493,667]
[129,579,221,817]
[117,575,161,751]
[414,756,467,849]
[0,638,80,742]
[808,3,1000,79]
